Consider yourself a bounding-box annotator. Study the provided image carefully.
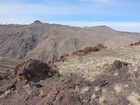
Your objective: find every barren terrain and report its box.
[0,22,140,105]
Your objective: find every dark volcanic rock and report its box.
[84,46,99,52]
[36,74,83,105]
[47,61,58,70]
[72,44,106,57]
[14,59,56,82]
[111,60,129,70]
[57,54,69,62]
[96,44,107,49]
[38,89,81,105]
[129,40,140,46]
[72,46,99,56]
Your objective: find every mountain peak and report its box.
[30,20,44,26]
[34,20,42,24]
[93,25,113,29]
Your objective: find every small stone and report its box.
[80,86,90,94]
[114,84,122,94]
[114,72,119,76]
[91,94,97,99]
[38,90,45,97]
[94,86,100,91]
[99,96,106,105]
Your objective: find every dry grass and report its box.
[114,84,122,94]
[80,86,90,94]
[0,89,11,99]
[56,47,140,81]
[127,92,140,105]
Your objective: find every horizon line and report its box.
[0,20,140,33]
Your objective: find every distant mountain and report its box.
[0,21,140,62]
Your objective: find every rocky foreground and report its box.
[0,57,140,105]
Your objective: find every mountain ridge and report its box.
[0,21,140,62]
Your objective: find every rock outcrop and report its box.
[72,46,99,56]
[37,74,84,105]
[14,59,58,81]
[72,44,106,56]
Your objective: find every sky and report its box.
[0,0,140,32]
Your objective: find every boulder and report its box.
[14,59,56,81]
[111,60,129,70]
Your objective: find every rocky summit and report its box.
[0,58,140,105]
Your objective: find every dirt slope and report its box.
[0,57,21,72]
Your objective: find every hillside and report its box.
[0,21,140,62]
[56,46,140,80]
[0,46,140,105]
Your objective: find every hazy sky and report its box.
[0,0,140,32]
